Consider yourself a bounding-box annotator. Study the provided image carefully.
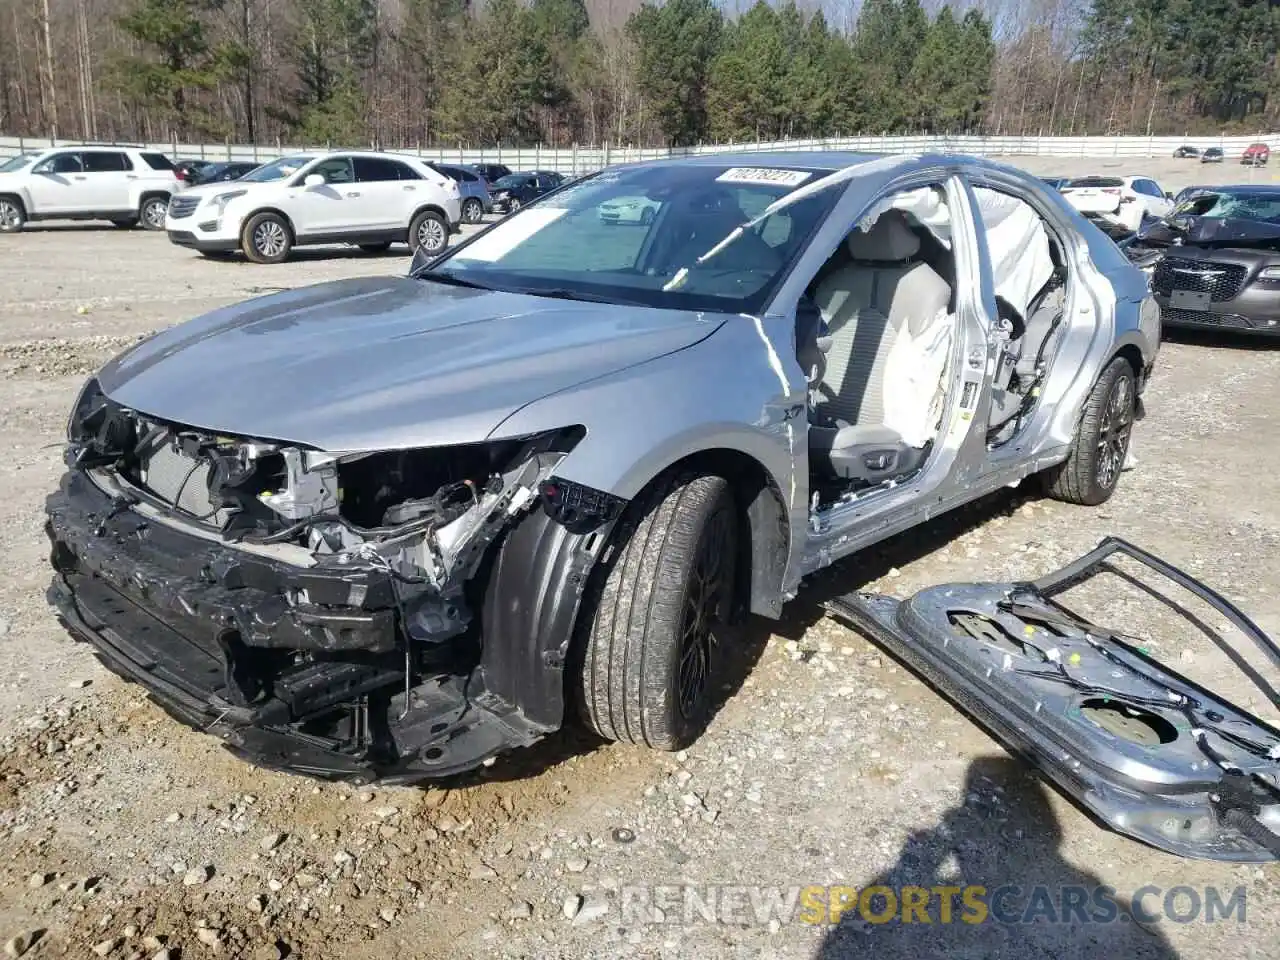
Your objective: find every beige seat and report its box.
[808,210,951,483]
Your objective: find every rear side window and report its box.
[82,151,133,172]
[440,165,476,182]
[1065,177,1123,188]
[354,157,421,182]
[140,153,174,170]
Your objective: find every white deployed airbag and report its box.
[973,187,1055,323]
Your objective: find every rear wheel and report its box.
[408,209,448,256]
[1042,357,1135,505]
[139,196,169,230]
[0,197,25,233]
[241,212,292,264]
[461,198,484,224]
[576,473,739,751]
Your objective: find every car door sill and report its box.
[823,536,1280,862]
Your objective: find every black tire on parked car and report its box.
[0,196,26,233]
[462,198,484,224]
[576,472,740,751]
[139,195,170,231]
[408,209,449,256]
[508,197,522,213]
[359,242,392,254]
[240,211,293,264]
[1041,356,1135,506]
[111,217,139,229]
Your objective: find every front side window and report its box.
[306,156,354,184]
[424,164,843,314]
[40,152,84,174]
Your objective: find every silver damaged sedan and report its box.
[50,152,1276,861]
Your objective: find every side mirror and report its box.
[303,174,325,188]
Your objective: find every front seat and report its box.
[809,210,952,483]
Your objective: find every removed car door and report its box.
[825,537,1280,862]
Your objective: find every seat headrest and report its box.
[846,211,920,262]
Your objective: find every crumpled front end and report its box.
[45,378,608,783]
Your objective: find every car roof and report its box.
[621,150,880,172]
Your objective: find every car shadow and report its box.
[773,484,1030,643]
[813,755,1182,959]
[430,611,773,789]
[17,223,134,233]
[1163,327,1280,350]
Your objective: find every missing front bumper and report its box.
[825,538,1280,862]
[44,469,547,783]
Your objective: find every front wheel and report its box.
[1041,357,1135,505]
[139,196,169,230]
[408,210,448,256]
[508,197,522,213]
[461,198,484,224]
[0,197,26,233]
[240,212,293,264]
[576,473,739,751]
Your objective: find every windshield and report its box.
[0,154,35,173]
[423,163,843,313]
[492,175,528,189]
[1174,190,1280,223]
[239,155,313,183]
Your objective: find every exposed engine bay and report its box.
[46,379,618,782]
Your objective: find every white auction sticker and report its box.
[715,167,812,187]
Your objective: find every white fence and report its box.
[2,132,1278,174]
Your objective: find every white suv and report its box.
[1060,175,1174,234]
[164,151,463,262]
[0,146,179,232]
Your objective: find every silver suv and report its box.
[0,146,178,232]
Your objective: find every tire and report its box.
[0,196,25,233]
[1041,357,1136,506]
[359,242,392,253]
[111,217,139,229]
[576,472,740,751]
[240,212,292,264]
[461,198,484,224]
[139,195,169,231]
[508,197,522,213]
[408,209,448,256]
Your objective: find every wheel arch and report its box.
[137,188,172,208]
[0,191,27,213]
[245,206,297,239]
[479,448,789,733]
[410,203,449,225]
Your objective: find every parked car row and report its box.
[0,142,578,262]
[1173,143,1269,165]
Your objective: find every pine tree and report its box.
[627,0,723,146]
[114,0,226,134]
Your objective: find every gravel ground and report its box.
[0,158,1278,959]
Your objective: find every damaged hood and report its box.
[96,276,724,451]
[1141,215,1280,250]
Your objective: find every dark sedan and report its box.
[488,170,565,214]
[1173,145,1200,158]
[1145,186,1280,335]
[189,161,264,186]
[467,162,512,185]
[1200,147,1225,163]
